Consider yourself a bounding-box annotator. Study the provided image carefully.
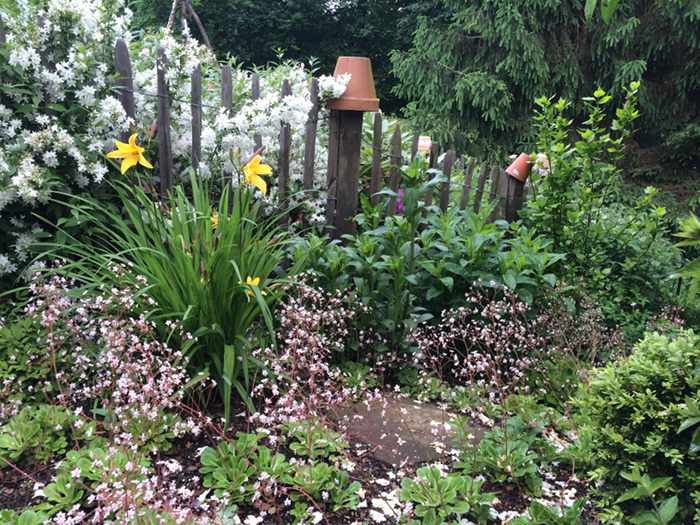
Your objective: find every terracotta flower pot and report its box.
[506,153,532,182]
[417,136,432,153]
[326,56,379,112]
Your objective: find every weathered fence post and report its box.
[410,132,420,160]
[220,65,233,183]
[221,66,232,115]
[459,156,474,211]
[191,64,202,173]
[439,150,455,212]
[156,49,173,194]
[325,56,379,240]
[488,168,508,222]
[251,73,262,151]
[472,162,489,214]
[385,124,402,217]
[278,79,292,225]
[303,78,319,193]
[369,112,383,208]
[114,39,135,144]
[325,110,340,235]
[422,142,440,216]
[505,173,525,223]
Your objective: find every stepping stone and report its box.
[333,395,487,467]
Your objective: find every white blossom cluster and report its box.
[0,0,134,276]
[0,0,350,278]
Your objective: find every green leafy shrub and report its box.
[576,328,700,522]
[521,84,679,340]
[294,155,562,357]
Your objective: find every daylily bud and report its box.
[149,120,157,139]
[245,146,265,166]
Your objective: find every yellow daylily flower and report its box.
[210,211,219,230]
[243,155,272,195]
[106,134,153,174]
[238,276,267,296]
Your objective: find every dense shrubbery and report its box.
[1,1,698,524]
[575,328,700,522]
[293,155,563,357]
[520,84,681,340]
[0,0,347,287]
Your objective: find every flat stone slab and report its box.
[334,395,487,467]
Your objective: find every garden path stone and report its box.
[334,396,487,467]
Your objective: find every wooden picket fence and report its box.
[114,37,527,236]
[0,15,528,236]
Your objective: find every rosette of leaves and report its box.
[399,466,494,525]
[36,438,151,516]
[474,428,541,492]
[284,418,347,460]
[198,433,261,503]
[332,361,378,401]
[281,462,339,503]
[0,509,49,525]
[0,405,96,467]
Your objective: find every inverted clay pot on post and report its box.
[325,56,379,241]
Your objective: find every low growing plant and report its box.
[399,465,494,525]
[0,405,95,467]
[510,498,587,525]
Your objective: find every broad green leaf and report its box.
[585,0,597,22]
[601,0,620,24]
[658,496,678,524]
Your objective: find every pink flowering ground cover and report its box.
[0,268,636,524]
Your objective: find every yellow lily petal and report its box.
[239,276,266,296]
[106,133,152,173]
[242,155,272,194]
[247,173,267,195]
[119,155,138,174]
[139,156,154,170]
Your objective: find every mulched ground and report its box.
[0,397,599,524]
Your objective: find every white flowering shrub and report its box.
[0,0,349,285]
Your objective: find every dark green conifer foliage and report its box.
[391,0,699,163]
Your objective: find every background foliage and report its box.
[390,0,700,166]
